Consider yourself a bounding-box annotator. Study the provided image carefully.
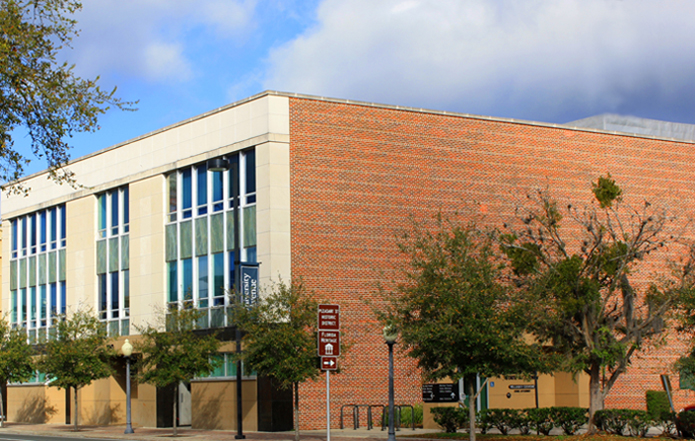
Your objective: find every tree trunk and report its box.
[74,386,79,432]
[0,381,5,428]
[587,364,604,434]
[173,383,178,437]
[468,378,476,441]
[294,382,300,441]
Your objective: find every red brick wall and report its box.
[288,97,695,429]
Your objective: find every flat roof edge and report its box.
[12,90,695,185]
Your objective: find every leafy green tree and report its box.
[234,281,322,441]
[0,317,35,427]
[37,310,115,431]
[135,307,221,436]
[501,175,693,432]
[0,0,135,193]
[384,216,553,441]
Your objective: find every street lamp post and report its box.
[383,325,398,441]
[122,339,134,434]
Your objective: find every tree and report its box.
[384,216,553,441]
[0,317,35,427]
[37,310,115,431]
[234,281,322,441]
[135,307,221,437]
[0,0,135,194]
[501,175,693,432]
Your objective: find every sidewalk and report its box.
[0,422,441,441]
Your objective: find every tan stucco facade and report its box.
[1,93,292,428]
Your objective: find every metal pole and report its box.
[232,159,245,440]
[327,370,331,441]
[124,356,134,434]
[387,341,396,441]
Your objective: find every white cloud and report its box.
[68,0,258,83]
[263,0,695,123]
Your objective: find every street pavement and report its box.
[0,423,440,441]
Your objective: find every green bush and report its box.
[527,407,554,435]
[484,408,519,435]
[516,410,532,435]
[646,390,671,421]
[477,409,493,434]
[677,410,695,438]
[431,407,467,433]
[626,409,652,437]
[398,404,423,428]
[552,407,588,435]
[593,408,653,437]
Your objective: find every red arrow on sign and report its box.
[321,357,338,370]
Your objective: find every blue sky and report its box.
[21,0,695,176]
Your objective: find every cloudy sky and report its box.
[26,0,695,174]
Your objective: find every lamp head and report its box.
[122,339,133,357]
[383,324,398,343]
[207,158,229,172]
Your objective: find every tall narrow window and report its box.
[95,187,129,336]
[9,204,66,337]
[165,149,256,328]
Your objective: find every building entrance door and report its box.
[178,382,191,426]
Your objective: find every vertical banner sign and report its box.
[318,304,340,441]
[240,265,259,307]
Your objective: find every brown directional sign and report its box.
[321,357,338,370]
[318,330,340,356]
[318,304,340,330]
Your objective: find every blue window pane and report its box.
[110,271,119,314]
[124,270,130,311]
[183,258,193,301]
[245,149,255,194]
[198,256,208,307]
[98,194,106,234]
[246,247,257,264]
[11,291,17,323]
[30,287,36,320]
[60,282,66,314]
[213,253,224,303]
[50,208,57,245]
[99,275,107,314]
[197,164,208,206]
[123,187,129,227]
[21,217,27,251]
[111,190,119,234]
[168,173,177,215]
[212,170,223,202]
[60,205,66,242]
[229,154,239,204]
[182,169,192,210]
[50,283,57,316]
[21,289,26,322]
[11,220,17,254]
[228,253,236,292]
[40,285,47,321]
[40,211,47,247]
[168,262,178,303]
[30,214,37,249]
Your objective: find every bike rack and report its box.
[341,403,416,431]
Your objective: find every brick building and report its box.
[3,91,695,430]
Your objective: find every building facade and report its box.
[3,91,695,430]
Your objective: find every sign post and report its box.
[318,304,340,441]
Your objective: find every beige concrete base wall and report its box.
[7,385,65,424]
[192,380,257,430]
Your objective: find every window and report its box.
[96,187,130,336]
[166,149,256,328]
[196,353,256,379]
[9,204,67,342]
